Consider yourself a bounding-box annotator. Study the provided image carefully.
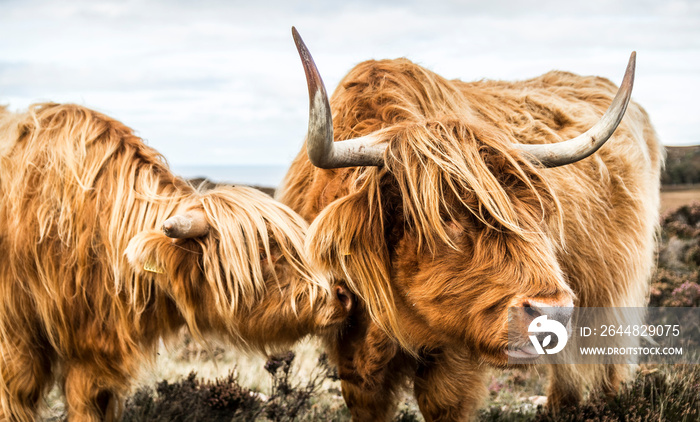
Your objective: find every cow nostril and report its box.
[523,302,540,319]
[335,285,352,312]
[519,298,575,328]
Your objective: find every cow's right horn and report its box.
[293,27,387,169]
[162,210,210,238]
[515,52,636,167]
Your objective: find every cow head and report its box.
[126,185,352,352]
[290,28,634,365]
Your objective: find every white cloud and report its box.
[0,0,698,168]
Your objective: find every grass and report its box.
[113,352,700,421]
[38,197,700,420]
[139,332,325,396]
[660,187,700,212]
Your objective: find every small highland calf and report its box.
[0,103,350,421]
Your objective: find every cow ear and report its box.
[308,189,407,347]
[308,190,389,282]
[125,230,210,338]
[125,230,201,283]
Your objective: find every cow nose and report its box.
[518,297,574,328]
[335,285,353,313]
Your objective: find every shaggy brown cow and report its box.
[0,102,349,421]
[279,28,662,421]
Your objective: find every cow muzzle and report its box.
[507,296,574,359]
[313,284,354,331]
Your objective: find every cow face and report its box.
[305,120,575,366]
[389,203,575,367]
[126,185,351,352]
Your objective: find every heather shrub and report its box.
[261,351,339,422]
[650,268,700,307]
[659,202,700,268]
[654,202,700,306]
[121,352,346,422]
[661,202,700,239]
[121,372,261,422]
[531,366,700,422]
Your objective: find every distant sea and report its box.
[170,165,290,188]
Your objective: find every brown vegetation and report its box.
[662,145,700,185]
[660,187,700,212]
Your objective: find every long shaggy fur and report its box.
[0,103,337,421]
[279,58,662,420]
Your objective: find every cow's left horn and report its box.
[515,52,636,168]
[293,27,387,169]
[162,210,209,238]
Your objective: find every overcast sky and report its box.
[1,0,698,167]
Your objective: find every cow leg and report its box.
[413,348,488,422]
[339,351,407,422]
[548,362,634,411]
[0,339,53,422]
[63,364,121,422]
[601,363,633,398]
[341,377,403,422]
[331,317,409,421]
[547,364,586,408]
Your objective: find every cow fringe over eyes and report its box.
[383,118,564,250]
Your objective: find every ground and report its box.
[39,186,700,421]
[660,185,700,212]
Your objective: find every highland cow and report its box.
[0,102,350,421]
[279,28,662,421]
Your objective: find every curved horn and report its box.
[292,27,386,169]
[515,52,636,167]
[162,210,209,239]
